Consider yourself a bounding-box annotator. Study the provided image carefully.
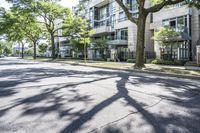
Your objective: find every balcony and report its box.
[108,40,128,45]
[94,25,113,35]
[107,36,128,46]
[90,0,109,8]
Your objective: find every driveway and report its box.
[0,57,200,133]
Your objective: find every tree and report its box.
[38,43,48,55]
[80,29,95,62]
[115,0,188,68]
[153,27,180,43]
[0,7,42,59]
[13,7,42,59]
[92,39,109,60]
[0,9,26,58]
[5,0,71,59]
[153,27,180,60]
[62,15,95,62]
[24,49,33,55]
[35,1,71,59]
[79,0,200,68]
[0,41,12,55]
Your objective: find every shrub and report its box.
[151,59,185,66]
[127,59,136,63]
[151,59,159,64]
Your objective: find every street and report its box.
[0,57,200,133]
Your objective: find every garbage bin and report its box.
[197,46,200,66]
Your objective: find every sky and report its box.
[0,0,79,9]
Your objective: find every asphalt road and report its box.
[0,57,200,133]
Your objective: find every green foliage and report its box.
[151,59,186,66]
[127,59,136,63]
[92,39,108,50]
[63,15,95,61]
[0,41,13,55]
[0,6,43,59]
[38,43,48,54]
[62,15,95,43]
[24,49,33,55]
[153,27,180,45]
[70,39,84,52]
[151,0,163,5]
[5,0,71,59]
[16,50,20,55]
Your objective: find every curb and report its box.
[54,60,200,80]
[24,59,200,80]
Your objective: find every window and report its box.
[119,12,126,22]
[150,13,153,23]
[121,28,128,40]
[169,19,176,29]
[116,28,128,40]
[109,1,116,13]
[110,14,115,28]
[99,6,107,19]
[162,16,189,33]
[177,17,184,32]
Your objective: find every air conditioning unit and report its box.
[197,45,200,66]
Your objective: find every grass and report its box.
[24,56,200,77]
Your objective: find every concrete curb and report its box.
[67,63,200,80]
[24,59,200,80]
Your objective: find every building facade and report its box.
[54,19,72,58]
[151,3,200,61]
[84,0,200,62]
[85,0,154,61]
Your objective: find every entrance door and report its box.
[117,46,128,61]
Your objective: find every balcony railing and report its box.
[107,35,128,45]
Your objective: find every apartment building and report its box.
[54,19,72,58]
[84,0,200,62]
[86,0,154,61]
[151,3,200,61]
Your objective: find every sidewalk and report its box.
[24,57,200,78]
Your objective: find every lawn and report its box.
[24,56,200,77]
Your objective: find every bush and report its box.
[151,59,159,64]
[93,58,106,61]
[151,59,186,66]
[127,59,136,63]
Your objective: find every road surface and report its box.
[0,57,200,133]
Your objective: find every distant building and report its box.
[12,43,29,56]
[54,19,72,58]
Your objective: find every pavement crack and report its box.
[88,98,164,133]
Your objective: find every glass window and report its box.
[169,19,176,29]
[99,6,107,19]
[177,16,185,31]
[109,2,116,13]
[163,20,169,27]
[116,28,128,40]
[119,12,124,21]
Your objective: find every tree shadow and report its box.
[0,61,200,133]
[59,71,200,133]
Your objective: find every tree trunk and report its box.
[134,15,147,69]
[33,42,37,60]
[84,44,87,63]
[21,42,24,59]
[51,34,56,60]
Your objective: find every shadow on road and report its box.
[0,61,200,133]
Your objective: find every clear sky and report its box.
[0,0,79,9]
